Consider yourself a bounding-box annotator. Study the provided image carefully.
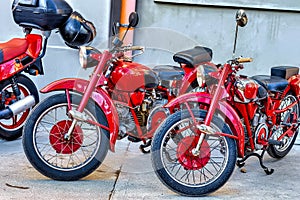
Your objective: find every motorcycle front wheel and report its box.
[22,93,110,181]
[151,110,237,196]
[0,75,39,140]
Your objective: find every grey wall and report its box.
[0,0,111,98]
[1,0,300,92]
[134,1,300,76]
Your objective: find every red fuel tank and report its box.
[110,61,159,92]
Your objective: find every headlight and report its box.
[79,46,101,68]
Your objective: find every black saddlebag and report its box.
[271,66,299,79]
[12,0,73,30]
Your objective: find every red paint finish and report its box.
[164,92,245,157]
[110,61,156,91]
[177,135,210,170]
[25,34,43,58]
[0,34,42,81]
[244,82,258,99]
[0,38,28,63]
[49,120,83,154]
[289,75,300,96]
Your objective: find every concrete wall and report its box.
[134,1,300,76]
[1,0,300,90]
[0,0,111,96]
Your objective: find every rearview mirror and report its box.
[128,12,139,28]
[236,9,248,27]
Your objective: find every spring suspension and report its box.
[11,76,21,100]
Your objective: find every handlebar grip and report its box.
[237,57,253,63]
[129,46,144,51]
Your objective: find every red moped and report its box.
[0,27,48,140]
[1,0,94,140]
[22,12,218,180]
[151,10,300,196]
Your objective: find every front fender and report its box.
[41,78,119,152]
[165,92,245,157]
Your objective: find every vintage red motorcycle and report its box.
[151,10,300,196]
[22,12,218,180]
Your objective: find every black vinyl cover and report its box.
[271,66,299,80]
[173,46,213,67]
[12,0,73,30]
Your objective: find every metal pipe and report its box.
[119,0,136,46]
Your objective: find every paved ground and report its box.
[1,137,300,200]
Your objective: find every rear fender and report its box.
[165,92,245,157]
[41,78,119,152]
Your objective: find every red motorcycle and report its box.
[0,0,94,140]
[0,26,46,141]
[151,10,300,196]
[22,12,218,180]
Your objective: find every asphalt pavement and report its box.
[1,136,300,200]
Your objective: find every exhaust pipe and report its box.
[0,95,36,119]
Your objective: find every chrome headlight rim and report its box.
[79,46,88,68]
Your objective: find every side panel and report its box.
[164,92,245,157]
[41,78,119,152]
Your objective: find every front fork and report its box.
[191,64,231,156]
[64,51,111,140]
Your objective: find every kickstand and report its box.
[139,140,152,154]
[236,149,274,175]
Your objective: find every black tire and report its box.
[0,75,39,140]
[151,109,237,196]
[22,93,110,181]
[267,92,299,158]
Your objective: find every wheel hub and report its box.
[177,136,210,170]
[49,120,83,154]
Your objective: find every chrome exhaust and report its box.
[0,95,36,119]
[9,95,36,115]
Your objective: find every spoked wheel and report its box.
[151,110,237,196]
[267,92,299,158]
[22,93,109,181]
[0,75,39,140]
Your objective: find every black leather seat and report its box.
[252,75,288,92]
[173,46,213,67]
[153,65,184,80]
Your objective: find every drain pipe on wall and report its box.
[119,0,137,47]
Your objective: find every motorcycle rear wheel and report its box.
[22,93,109,181]
[151,109,237,196]
[0,75,39,140]
[267,92,299,158]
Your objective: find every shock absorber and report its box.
[11,76,21,100]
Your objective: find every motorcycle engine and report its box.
[116,90,169,139]
[252,113,269,150]
[116,104,136,139]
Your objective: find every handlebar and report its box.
[237,57,253,63]
[121,45,144,52]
